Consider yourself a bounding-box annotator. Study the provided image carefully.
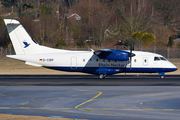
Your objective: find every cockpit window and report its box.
[154,57,160,61]
[154,57,166,61]
[160,57,166,61]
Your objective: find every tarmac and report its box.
[0,75,180,120]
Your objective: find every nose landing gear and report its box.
[160,75,164,79]
[159,72,165,79]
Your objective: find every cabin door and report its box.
[71,57,77,69]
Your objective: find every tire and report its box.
[99,74,105,79]
[160,75,165,79]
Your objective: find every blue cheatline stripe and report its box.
[125,68,177,73]
[44,66,177,75]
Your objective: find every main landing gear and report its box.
[159,72,165,79]
[99,73,106,79]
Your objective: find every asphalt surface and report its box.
[0,75,180,86]
[0,75,180,120]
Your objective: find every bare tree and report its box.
[71,0,112,47]
[154,0,180,27]
[113,0,154,40]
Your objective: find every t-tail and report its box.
[4,19,61,55]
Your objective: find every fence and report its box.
[1,46,180,59]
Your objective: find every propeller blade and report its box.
[129,42,135,69]
[130,55,132,68]
[132,43,134,51]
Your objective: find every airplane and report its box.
[4,19,177,79]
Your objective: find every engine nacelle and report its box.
[95,49,130,61]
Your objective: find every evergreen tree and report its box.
[168,36,173,47]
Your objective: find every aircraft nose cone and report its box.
[173,67,178,71]
[172,64,178,71]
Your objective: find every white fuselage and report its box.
[8,49,177,75]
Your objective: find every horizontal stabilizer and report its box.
[6,55,23,60]
[25,62,42,67]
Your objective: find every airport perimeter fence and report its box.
[1,46,180,59]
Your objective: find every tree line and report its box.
[0,0,180,48]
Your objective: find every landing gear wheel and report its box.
[99,74,106,79]
[160,75,165,79]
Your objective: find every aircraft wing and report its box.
[94,49,130,61]
[94,49,113,59]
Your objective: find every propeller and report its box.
[129,43,135,68]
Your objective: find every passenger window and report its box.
[134,59,136,63]
[96,59,98,61]
[83,59,85,62]
[108,60,110,62]
[103,59,106,62]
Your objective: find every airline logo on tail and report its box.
[23,42,30,48]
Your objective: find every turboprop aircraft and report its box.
[4,19,177,79]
